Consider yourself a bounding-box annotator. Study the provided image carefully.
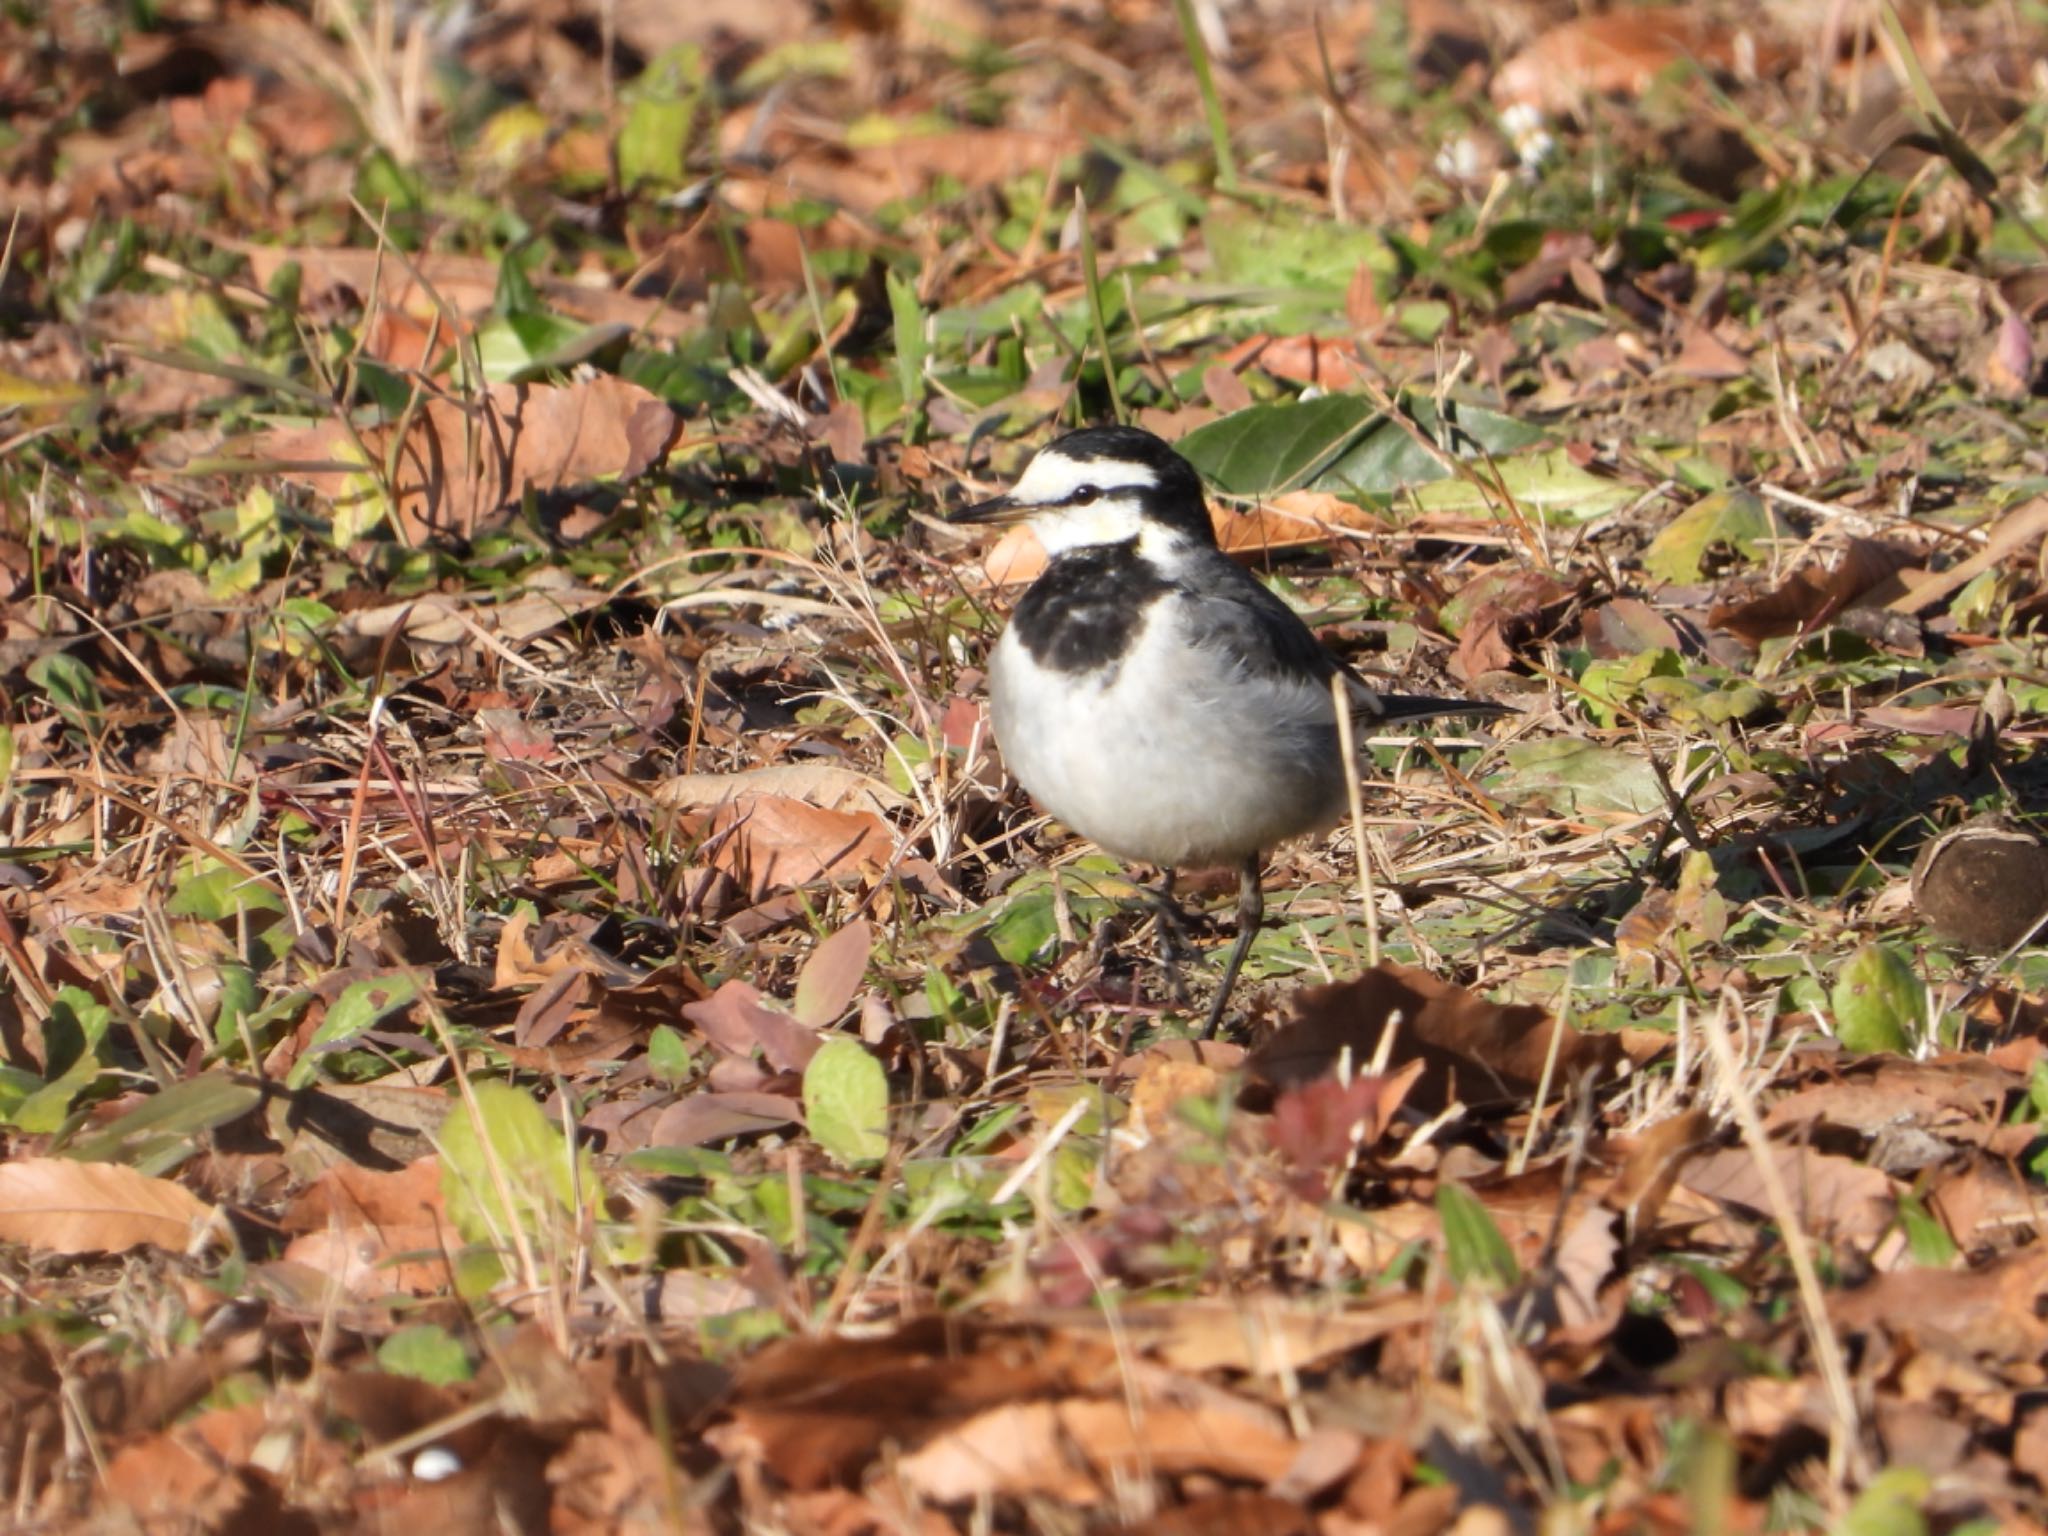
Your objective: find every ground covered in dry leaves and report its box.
[3,0,2048,1530]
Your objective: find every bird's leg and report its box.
[1149,866,1193,1005]
[1200,855,1265,1040]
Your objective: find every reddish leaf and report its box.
[793,919,873,1028]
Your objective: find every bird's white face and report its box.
[992,449,1161,554]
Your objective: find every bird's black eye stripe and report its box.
[1069,484,1102,505]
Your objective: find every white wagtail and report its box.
[954,423,1513,1038]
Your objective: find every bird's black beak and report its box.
[952,493,1031,526]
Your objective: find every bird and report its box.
[952,422,1513,1039]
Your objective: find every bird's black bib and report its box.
[1010,540,1173,678]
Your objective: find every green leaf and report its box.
[474,312,631,384]
[11,987,112,1132]
[1178,395,1541,500]
[618,94,697,189]
[1437,1182,1518,1289]
[1896,1194,1958,1267]
[439,1080,596,1244]
[1831,943,1924,1054]
[803,1038,890,1168]
[26,652,102,731]
[1400,448,1636,525]
[887,269,927,430]
[377,1323,474,1385]
[984,888,1061,965]
[1204,207,1394,298]
[11,1053,105,1135]
[1642,489,1788,583]
[211,966,260,1053]
[64,1070,263,1168]
[1835,1466,1930,1536]
[1492,739,1667,817]
[164,861,286,922]
[287,974,421,1090]
[648,1024,694,1086]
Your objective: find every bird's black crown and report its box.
[1046,425,1215,545]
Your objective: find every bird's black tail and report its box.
[1359,691,1518,725]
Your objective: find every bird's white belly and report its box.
[988,610,1346,869]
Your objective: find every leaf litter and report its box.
[6,0,2048,1531]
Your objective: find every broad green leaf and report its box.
[64,1071,262,1168]
[1437,1182,1518,1289]
[0,1065,40,1120]
[0,367,92,411]
[1492,739,1667,817]
[1835,1467,1930,1536]
[1400,448,1636,525]
[287,975,421,1089]
[26,653,102,731]
[1896,1194,1958,1267]
[1831,943,1923,1054]
[165,861,286,922]
[618,94,696,189]
[1204,208,1396,298]
[439,1080,596,1244]
[803,1038,890,1168]
[11,1054,105,1136]
[647,1024,693,1086]
[887,269,927,427]
[211,966,260,1054]
[10,987,111,1132]
[1177,395,1380,495]
[1640,674,1772,728]
[986,889,1059,965]
[378,1323,474,1385]
[1179,395,1541,501]
[1642,489,1788,583]
[474,312,631,384]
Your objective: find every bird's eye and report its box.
[1070,484,1102,505]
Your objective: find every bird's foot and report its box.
[1147,870,1196,1006]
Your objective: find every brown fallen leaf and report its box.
[895,1395,1303,1505]
[0,1157,216,1255]
[793,919,873,1028]
[1831,1247,2048,1360]
[646,1091,802,1148]
[1027,1298,1431,1378]
[105,1403,272,1529]
[1678,1143,1896,1249]
[281,1222,452,1297]
[653,763,914,819]
[1886,494,2048,614]
[1708,536,1918,645]
[703,793,897,900]
[258,376,677,543]
[222,238,695,339]
[1492,12,1782,115]
[683,978,821,1073]
[1665,325,1751,380]
[280,1153,445,1233]
[1251,963,1621,1111]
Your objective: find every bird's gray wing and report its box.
[1177,553,1515,725]
[1174,555,1344,688]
